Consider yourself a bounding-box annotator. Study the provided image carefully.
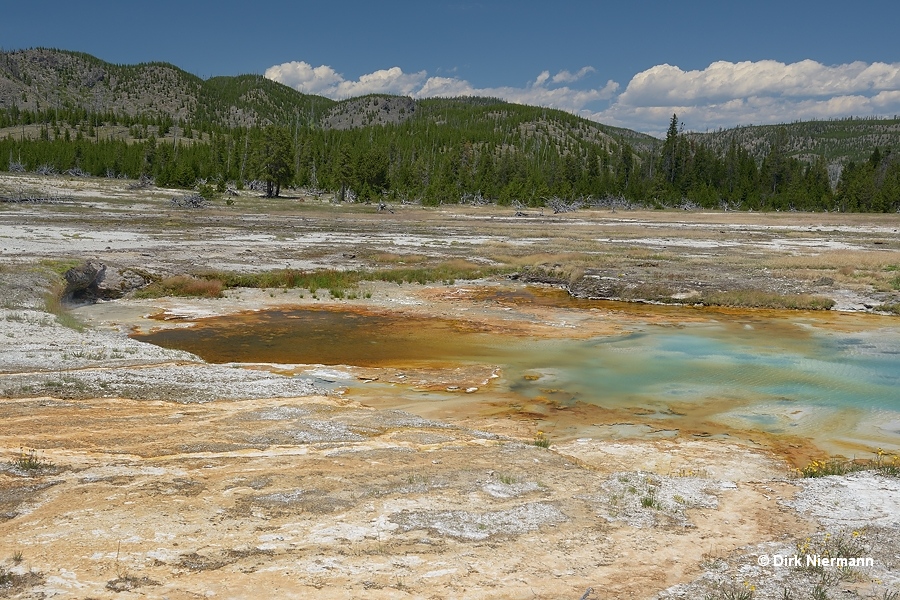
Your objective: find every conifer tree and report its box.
[252,126,294,197]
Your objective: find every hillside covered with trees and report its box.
[1,48,898,212]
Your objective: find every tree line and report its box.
[1,105,897,212]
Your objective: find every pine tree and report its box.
[252,126,294,197]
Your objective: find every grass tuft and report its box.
[135,275,224,299]
[875,302,900,315]
[532,431,551,448]
[14,447,53,473]
[704,581,756,600]
[42,281,84,331]
[640,489,663,510]
[798,449,899,478]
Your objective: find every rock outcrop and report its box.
[63,261,149,301]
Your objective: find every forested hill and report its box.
[1,48,898,212]
[0,48,652,148]
[0,48,333,128]
[690,119,900,178]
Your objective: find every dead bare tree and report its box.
[460,191,492,206]
[170,194,207,208]
[128,174,154,190]
[1,185,70,204]
[246,179,267,193]
[332,187,357,203]
[677,199,701,211]
[511,199,528,216]
[545,196,582,214]
[35,164,58,176]
[584,195,636,211]
[300,185,324,198]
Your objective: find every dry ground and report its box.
[0,173,898,599]
[2,172,899,312]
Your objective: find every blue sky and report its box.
[3,0,899,136]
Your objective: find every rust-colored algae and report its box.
[134,306,499,367]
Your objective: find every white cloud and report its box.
[415,76,475,97]
[485,77,619,112]
[264,61,426,98]
[587,93,900,138]
[265,60,617,114]
[415,72,618,113]
[263,61,344,96]
[266,59,900,137]
[617,60,900,107]
[334,67,428,97]
[552,66,596,84]
[595,59,900,136]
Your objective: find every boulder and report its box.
[63,262,150,301]
[96,267,150,300]
[63,261,105,299]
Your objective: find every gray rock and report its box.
[96,266,149,299]
[63,260,105,298]
[63,262,149,301]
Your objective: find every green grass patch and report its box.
[702,290,835,311]
[42,281,84,331]
[373,261,512,285]
[132,263,514,300]
[38,258,84,275]
[875,302,900,315]
[209,268,358,292]
[25,260,88,330]
[134,275,224,299]
[191,262,513,297]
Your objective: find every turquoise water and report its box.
[503,326,900,410]
[486,320,900,452]
[135,305,900,453]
